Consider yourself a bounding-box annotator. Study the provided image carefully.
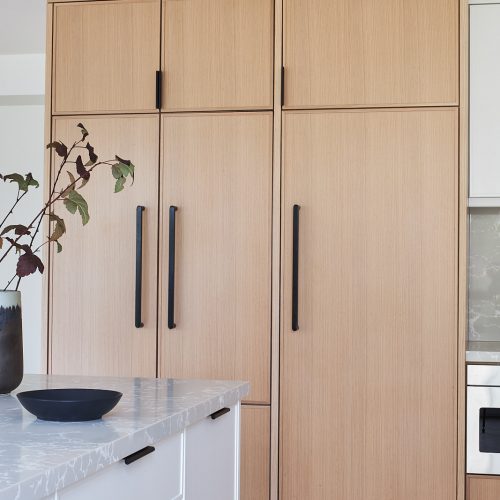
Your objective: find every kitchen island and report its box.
[0,374,249,500]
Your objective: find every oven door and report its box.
[468,385,500,474]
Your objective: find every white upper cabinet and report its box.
[470,4,500,197]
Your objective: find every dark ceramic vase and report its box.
[0,291,23,394]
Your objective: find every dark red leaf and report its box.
[86,143,98,164]
[77,123,89,141]
[76,155,90,181]
[47,141,68,158]
[16,251,44,277]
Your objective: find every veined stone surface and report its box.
[0,374,249,500]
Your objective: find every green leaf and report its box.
[48,213,66,242]
[64,190,90,225]
[56,241,62,253]
[111,164,122,179]
[114,176,126,193]
[115,155,131,166]
[3,173,40,192]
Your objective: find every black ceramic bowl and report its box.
[17,388,122,422]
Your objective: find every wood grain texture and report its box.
[283,0,458,108]
[49,115,159,377]
[467,475,500,500]
[241,406,271,500]
[458,3,469,499]
[280,108,458,500]
[162,0,273,111]
[159,113,272,404]
[52,0,160,115]
[270,0,283,498]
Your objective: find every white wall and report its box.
[0,1,46,374]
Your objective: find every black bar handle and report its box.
[210,407,230,420]
[168,206,177,329]
[135,206,145,328]
[292,204,300,331]
[124,445,155,465]
[155,70,162,109]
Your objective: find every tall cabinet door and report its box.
[162,0,273,111]
[52,0,160,114]
[283,0,458,108]
[281,109,458,500]
[50,115,159,377]
[159,113,272,404]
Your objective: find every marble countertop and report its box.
[466,341,500,363]
[0,374,249,500]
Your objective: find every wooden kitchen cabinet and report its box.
[50,115,159,377]
[162,0,273,111]
[241,406,270,500]
[52,0,160,114]
[159,112,272,404]
[281,109,458,499]
[467,475,500,500]
[283,0,458,108]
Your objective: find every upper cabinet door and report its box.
[283,0,458,108]
[52,0,160,115]
[162,0,273,111]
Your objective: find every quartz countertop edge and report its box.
[0,374,249,500]
[466,341,500,363]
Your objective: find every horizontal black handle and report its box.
[124,445,155,465]
[210,407,230,420]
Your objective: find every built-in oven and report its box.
[468,365,500,474]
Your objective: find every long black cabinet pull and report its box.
[124,445,155,465]
[292,204,300,332]
[210,407,230,420]
[155,70,162,110]
[168,206,178,329]
[135,206,145,328]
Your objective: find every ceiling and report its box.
[0,0,46,55]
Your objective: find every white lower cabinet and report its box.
[51,404,239,500]
[185,403,239,500]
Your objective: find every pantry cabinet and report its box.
[159,113,272,404]
[283,0,458,108]
[49,115,159,377]
[281,108,458,499]
[52,0,160,115]
[162,0,273,111]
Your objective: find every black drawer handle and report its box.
[124,445,155,465]
[210,407,230,420]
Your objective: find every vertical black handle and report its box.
[135,206,145,328]
[168,206,177,329]
[155,70,162,110]
[292,204,300,331]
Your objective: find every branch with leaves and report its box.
[0,123,135,291]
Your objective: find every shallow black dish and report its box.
[17,388,122,422]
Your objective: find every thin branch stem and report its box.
[0,189,27,232]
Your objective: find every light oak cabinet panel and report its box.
[283,0,458,108]
[467,475,500,500]
[241,406,270,500]
[159,113,272,404]
[162,0,273,111]
[281,109,458,499]
[50,115,159,377]
[52,0,160,115]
